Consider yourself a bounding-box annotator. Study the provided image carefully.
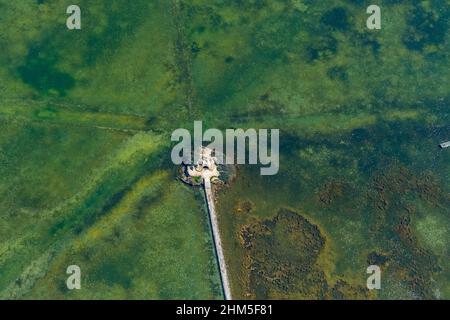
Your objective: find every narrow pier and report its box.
[181,147,232,300]
[439,141,450,149]
[203,177,232,300]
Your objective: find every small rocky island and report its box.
[179,147,231,187]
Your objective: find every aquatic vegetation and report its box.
[18,45,75,96]
[239,208,370,299]
[0,0,449,299]
[402,1,449,52]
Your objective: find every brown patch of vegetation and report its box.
[325,279,370,300]
[366,164,445,298]
[239,208,368,299]
[318,180,346,205]
[368,165,448,235]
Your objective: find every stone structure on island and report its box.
[179,146,221,186]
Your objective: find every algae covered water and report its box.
[0,0,449,299]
